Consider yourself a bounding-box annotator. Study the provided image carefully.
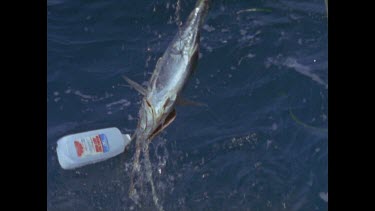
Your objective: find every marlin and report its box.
[123,0,210,205]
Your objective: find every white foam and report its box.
[284,57,327,88]
[127,114,134,121]
[203,24,215,32]
[73,90,113,102]
[247,53,255,58]
[266,140,272,150]
[106,99,131,108]
[204,45,213,52]
[321,113,327,121]
[266,56,327,88]
[319,192,328,202]
[271,123,278,130]
[74,90,92,99]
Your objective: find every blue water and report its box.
[47,0,328,210]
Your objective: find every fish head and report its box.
[135,93,177,141]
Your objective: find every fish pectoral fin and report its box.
[164,109,177,127]
[190,43,199,75]
[176,97,207,107]
[148,109,177,141]
[122,76,147,96]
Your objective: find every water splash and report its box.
[127,1,187,209]
[143,143,164,211]
[128,135,166,211]
[175,0,182,28]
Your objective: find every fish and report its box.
[123,0,211,208]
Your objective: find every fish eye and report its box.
[146,99,152,107]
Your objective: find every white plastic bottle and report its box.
[56,127,132,170]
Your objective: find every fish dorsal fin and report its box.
[148,109,177,141]
[176,97,207,107]
[122,76,147,96]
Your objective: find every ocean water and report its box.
[47,0,328,210]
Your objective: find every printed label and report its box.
[74,134,109,157]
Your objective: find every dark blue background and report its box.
[47,0,328,210]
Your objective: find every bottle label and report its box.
[74,134,110,157]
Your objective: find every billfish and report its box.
[123,0,210,208]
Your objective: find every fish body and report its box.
[124,0,211,207]
[127,0,210,143]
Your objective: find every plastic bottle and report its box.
[56,127,132,170]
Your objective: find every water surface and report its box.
[47,0,328,210]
